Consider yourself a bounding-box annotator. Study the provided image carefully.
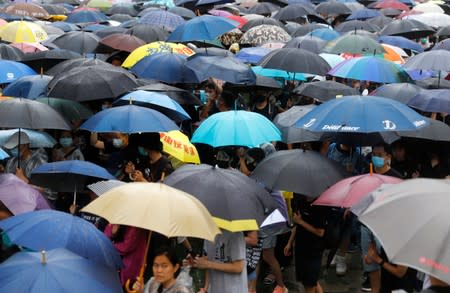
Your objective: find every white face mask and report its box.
[112,138,123,148]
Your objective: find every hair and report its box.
[373,142,392,155]
[205,80,222,95]
[153,246,180,270]
[245,147,266,172]
[220,90,237,109]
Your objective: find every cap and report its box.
[3,132,30,149]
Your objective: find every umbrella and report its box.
[241,18,285,32]
[370,83,423,104]
[49,21,80,33]
[379,19,435,39]
[273,105,322,143]
[191,110,281,147]
[407,89,450,113]
[373,0,409,11]
[294,95,429,133]
[0,148,9,160]
[335,20,380,33]
[240,24,292,46]
[136,82,202,105]
[41,4,68,15]
[122,41,195,68]
[415,77,450,89]
[387,118,450,141]
[46,65,139,101]
[235,47,272,64]
[432,39,450,51]
[291,23,331,37]
[0,43,24,61]
[2,75,52,99]
[273,3,317,21]
[95,33,145,54]
[168,6,196,19]
[65,10,108,23]
[167,15,238,42]
[185,55,257,85]
[10,42,48,53]
[106,3,138,16]
[20,49,82,72]
[323,34,385,55]
[319,52,346,67]
[328,56,412,84]
[403,50,450,88]
[137,10,185,31]
[250,149,348,197]
[114,90,191,122]
[94,26,127,38]
[284,36,326,53]
[0,129,56,149]
[0,3,49,19]
[405,13,450,29]
[313,173,402,208]
[124,24,168,43]
[346,8,381,20]
[52,31,100,54]
[164,164,277,231]
[436,25,450,39]
[412,2,444,13]
[358,179,450,284]
[0,60,36,84]
[0,248,122,293]
[252,66,306,81]
[258,48,331,75]
[247,2,280,15]
[378,35,424,53]
[80,105,178,133]
[0,210,122,269]
[0,98,70,130]
[159,131,200,164]
[45,57,110,76]
[307,28,340,41]
[315,1,352,15]
[294,80,359,102]
[36,97,93,122]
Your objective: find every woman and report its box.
[134,246,192,293]
[52,131,84,161]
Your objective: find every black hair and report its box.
[220,90,237,109]
[153,246,180,272]
[373,142,392,154]
[245,147,266,172]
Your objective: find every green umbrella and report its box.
[36,97,93,123]
[323,34,386,55]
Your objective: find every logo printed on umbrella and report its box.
[382,120,396,130]
[413,120,426,127]
[6,73,14,80]
[322,125,360,131]
[304,118,316,128]
[419,256,450,274]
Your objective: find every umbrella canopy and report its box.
[46,65,139,101]
[316,1,352,15]
[373,0,409,11]
[167,15,238,42]
[3,75,51,99]
[240,24,291,46]
[159,131,200,164]
[412,2,444,13]
[323,34,385,55]
[319,52,346,67]
[36,97,93,122]
[20,49,82,72]
[136,83,202,105]
[328,56,412,84]
[124,24,168,43]
[358,179,450,284]
[107,3,138,16]
[379,19,435,39]
[346,8,381,20]
[96,33,145,53]
[403,49,450,72]
[0,210,122,269]
[0,98,70,130]
[432,39,450,51]
[164,164,277,231]
[0,248,122,293]
[45,57,110,76]
[313,173,402,208]
[82,182,220,241]
[0,60,36,84]
[370,83,424,104]
[65,10,108,23]
[52,31,100,54]
[168,6,196,19]
[405,13,450,29]
[294,80,359,102]
[258,48,331,75]
[378,35,424,53]
[307,28,341,41]
[191,110,281,147]
[387,117,450,142]
[273,4,318,21]
[0,3,49,19]
[273,105,321,143]
[294,95,429,133]
[80,105,178,133]
[30,160,115,192]
[11,42,49,54]
[284,36,326,53]
[407,89,450,113]
[114,90,191,122]
[250,149,348,197]
[436,25,450,39]
[241,18,285,33]
[0,129,56,149]
[0,43,24,61]
[235,47,272,64]
[335,20,380,33]
[247,2,281,15]
[138,10,185,31]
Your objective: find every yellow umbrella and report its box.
[122,41,195,68]
[86,0,113,11]
[0,21,47,43]
[160,131,200,164]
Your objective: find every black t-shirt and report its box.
[381,265,418,293]
[381,167,404,179]
[103,142,137,177]
[141,155,174,182]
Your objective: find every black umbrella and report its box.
[224,75,282,92]
[240,18,285,33]
[294,81,359,102]
[136,82,202,105]
[387,118,450,142]
[436,25,450,40]
[168,6,196,20]
[379,19,435,39]
[125,24,168,43]
[284,36,326,53]
[273,4,318,21]
[335,20,380,32]
[94,26,127,38]
[0,43,24,61]
[47,65,139,101]
[250,149,348,197]
[370,83,424,104]
[52,31,100,54]
[21,49,82,73]
[164,164,277,231]
[108,14,134,23]
[258,48,331,75]
[41,4,67,15]
[273,105,322,143]
[106,3,138,16]
[367,15,393,28]
[46,57,111,76]
[247,2,280,15]
[315,2,352,15]
[291,23,330,37]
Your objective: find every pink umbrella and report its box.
[0,18,7,27]
[313,173,403,208]
[208,9,232,17]
[11,42,49,53]
[260,42,286,49]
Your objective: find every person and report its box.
[52,130,85,161]
[249,90,280,121]
[3,132,48,184]
[133,246,192,293]
[199,80,222,120]
[390,140,416,178]
[371,143,403,178]
[245,230,262,293]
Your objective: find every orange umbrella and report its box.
[381,43,405,64]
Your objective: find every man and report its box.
[371,143,403,178]
[3,132,47,184]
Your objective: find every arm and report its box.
[245,231,258,246]
[367,244,408,278]
[293,212,325,238]
[193,256,245,274]
[90,133,105,150]
[284,226,296,256]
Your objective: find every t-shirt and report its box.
[380,168,404,179]
[245,237,262,274]
[204,231,247,293]
[5,148,48,179]
[144,278,192,293]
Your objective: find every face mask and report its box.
[199,90,207,104]
[112,138,123,148]
[59,137,73,147]
[138,146,148,156]
[9,147,19,157]
[371,156,385,168]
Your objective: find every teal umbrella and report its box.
[323,34,385,55]
[36,97,93,122]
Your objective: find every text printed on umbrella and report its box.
[419,257,450,274]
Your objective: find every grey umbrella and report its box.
[0,43,24,61]
[315,2,352,15]
[125,24,168,43]
[416,78,450,90]
[52,31,100,54]
[284,36,326,54]
[294,80,359,102]
[390,118,450,142]
[370,83,423,104]
[46,57,111,76]
[379,19,435,39]
[164,164,277,231]
[241,18,285,33]
[404,50,450,88]
[358,179,450,284]
[273,105,322,143]
[335,20,380,33]
[250,149,348,197]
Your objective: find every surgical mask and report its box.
[371,156,385,168]
[199,90,207,104]
[112,138,123,148]
[59,137,73,147]
[9,147,19,157]
[138,146,148,156]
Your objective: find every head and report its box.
[204,81,222,101]
[240,147,265,175]
[3,132,30,158]
[59,131,74,148]
[216,90,236,112]
[371,143,392,170]
[137,132,163,160]
[391,140,406,162]
[112,132,129,149]
[152,246,180,286]
[110,57,123,67]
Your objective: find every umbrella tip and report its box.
[41,250,47,264]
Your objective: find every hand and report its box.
[197,288,207,293]
[132,276,144,293]
[15,168,28,182]
[284,243,292,256]
[193,256,209,269]
[131,170,147,182]
[292,212,303,225]
[69,204,77,215]
[183,254,194,267]
[111,224,120,236]
[367,242,382,264]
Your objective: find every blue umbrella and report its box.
[432,39,450,51]
[328,56,412,84]
[167,15,238,42]
[346,8,381,20]
[130,53,198,84]
[307,28,340,41]
[0,210,122,269]
[236,47,272,64]
[2,75,52,99]
[407,89,450,113]
[185,55,257,84]
[138,10,185,31]
[65,10,108,23]
[0,248,122,293]
[378,35,423,53]
[0,60,36,84]
[0,129,56,149]
[80,105,178,133]
[83,23,109,32]
[50,21,81,32]
[191,110,281,147]
[115,90,191,121]
[252,66,306,81]
[294,95,429,133]
[0,148,9,160]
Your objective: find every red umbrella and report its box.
[0,3,50,19]
[373,0,410,11]
[97,33,146,53]
[313,173,402,208]
[226,15,248,28]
